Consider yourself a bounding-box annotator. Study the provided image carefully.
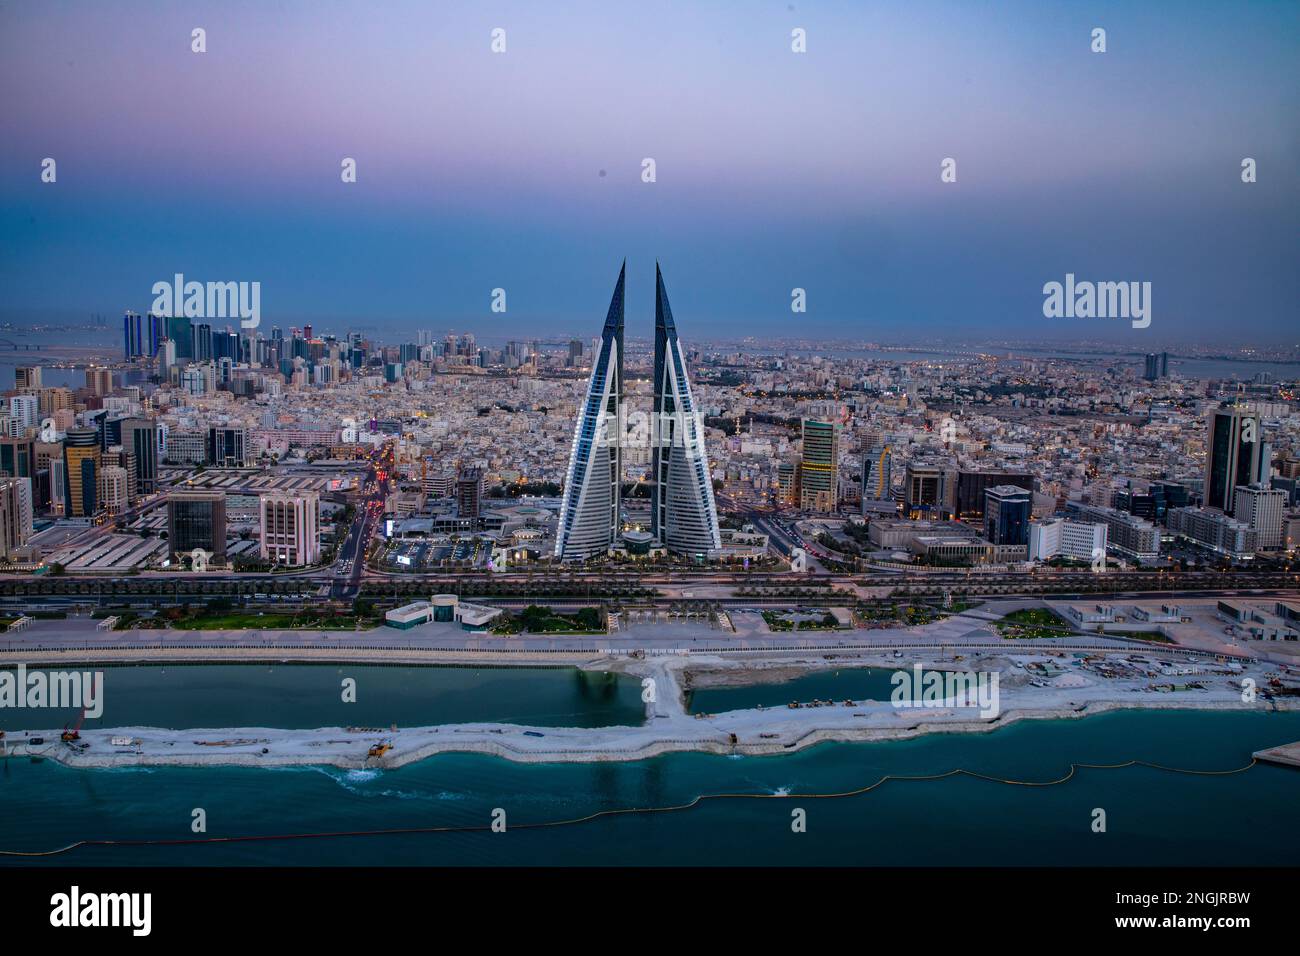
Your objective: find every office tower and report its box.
[905,463,948,517]
[167,491,227,562]
[0,477,34,561]
[147,313,163,357]
[97,465,130,516]
[568,339,584,366]
[556,263,625,561]
[861,444,895,515]
[48,458,65,516]
[62,427,102,518]
[799,419,839,513]
[14,366,41,390]
[985,484,1032,546]
[259,491,320,565]
[207,426,247,467]
[85,367,113,396]
[1143,353,1159,381]
[164,316,194,360]
[650,264,720,556]
[1232,484,1286,550]
[94,413,126,451]
[1205,405,1267,514]
[456,467,484,520]
[777,460,798,507]
[194,322,213,362]
[123,419,160,496]
[0,436,36,480]
[102,443,138,498]
[123,311,144,358]
[955,470,1033,520]
[1160,351,1169,377]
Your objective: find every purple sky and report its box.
[1,0,1297,344]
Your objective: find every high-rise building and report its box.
[555,264,625,561]
[456,467,484,520]
[650,264,720,556]
[165,316,194,360]
[123,311,144,358]
[905,463,952,518]
[860,444,894,515]
[1233,484,1286,550]
[85,367,113,396]
[62,427,102,518]
[122,419,160,497]
[777,460,798,507]
[147,313,163,357]
[0,436,36,480]
[0,477,34,562]
[1205,405,1267,514]
[101,446,137,502]
[167,491,227,562]
[955,470,1033,519]
[7,397,39,434]
[985,484,1032,546]
[14,366,41,390]
[799,419,839,513]
[97,465,130,516]
[259,491,320,565]
[207,426,247,467]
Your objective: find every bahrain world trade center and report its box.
[555,263,721,562]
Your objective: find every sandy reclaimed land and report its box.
[10,649,1298,771]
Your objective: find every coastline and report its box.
[10,649,1297,771]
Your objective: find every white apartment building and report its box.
[8,395,39,431]
[97,465,130,516]
[259,491,320,566]
[1233,484,1286,551]
[1028,518,1108,563]
[0,476,34,561]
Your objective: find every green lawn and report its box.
[996,607,1075,639]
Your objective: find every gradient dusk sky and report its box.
[1,0,1296,344]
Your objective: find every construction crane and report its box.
[61,674,97,742]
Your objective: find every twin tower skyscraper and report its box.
[555,263,721,562]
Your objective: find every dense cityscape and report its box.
[0,275,1295,601]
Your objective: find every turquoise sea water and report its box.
[687,668,899,713]
[0,664,645,731]
[2,710,1296,866]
